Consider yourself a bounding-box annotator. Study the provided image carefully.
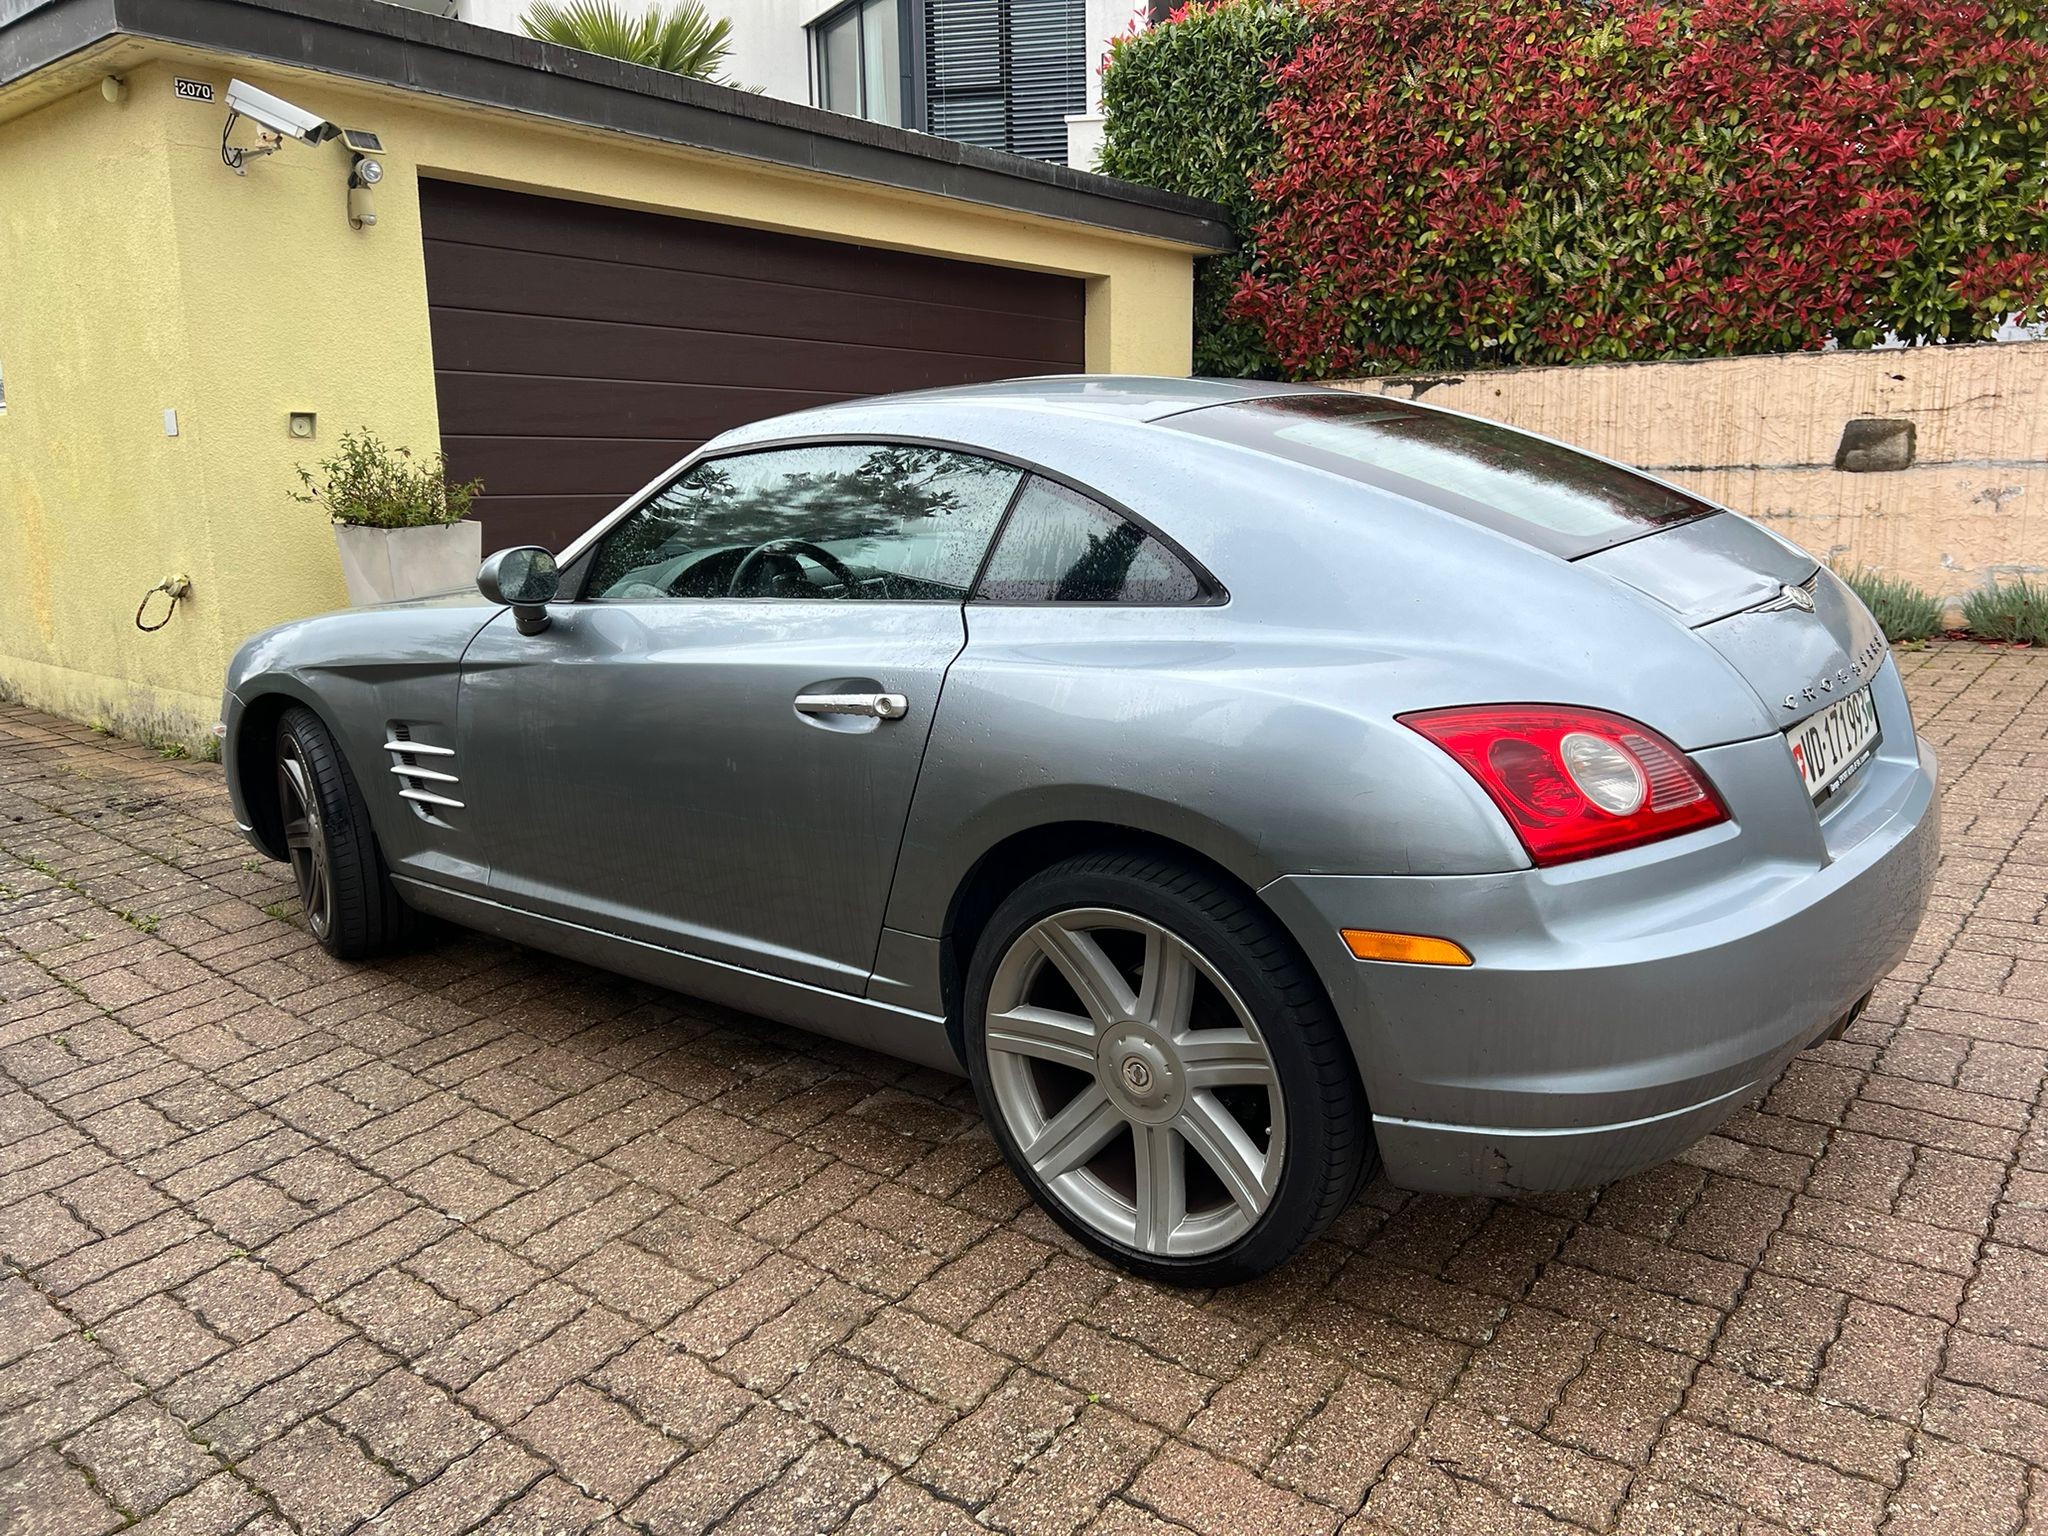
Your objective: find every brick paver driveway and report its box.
[4,642,2047,1536]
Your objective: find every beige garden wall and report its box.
[1335,340,2048,617]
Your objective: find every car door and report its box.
[458,440,1024,994]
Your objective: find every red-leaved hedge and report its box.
[1112,0,2048,376]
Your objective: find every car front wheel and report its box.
[275,705,422,959]
[964,850,1372,1285]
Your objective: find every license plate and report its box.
[1787,685,1880,801]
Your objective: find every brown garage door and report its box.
[421,180,1087,552]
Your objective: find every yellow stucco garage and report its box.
[0,0,1230,748]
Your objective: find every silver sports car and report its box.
[222,377,1938,1283]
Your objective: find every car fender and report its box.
[883,612,1535,943]
[223,601,498,877]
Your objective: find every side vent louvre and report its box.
[385,724,463,815]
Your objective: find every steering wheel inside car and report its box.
[727,538,858,598]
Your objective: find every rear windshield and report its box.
[1167,393,1713,558]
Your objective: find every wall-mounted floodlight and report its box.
[340,128,386,229]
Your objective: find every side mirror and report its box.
[477,546,560,636]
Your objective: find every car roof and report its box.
[777,375,1322,426]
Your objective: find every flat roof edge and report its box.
[0,0,1235,251]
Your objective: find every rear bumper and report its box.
[1264,724,1938,1196]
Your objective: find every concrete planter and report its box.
[333,521,483,607]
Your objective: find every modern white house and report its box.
[435,0,1146,167]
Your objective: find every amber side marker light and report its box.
[1340,929,1474,966]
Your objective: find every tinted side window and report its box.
[974,477,1206,604]
[586,443,1022,601]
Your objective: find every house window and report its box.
[926,0,1084,162]
[813,0,905,127]
[812,0,1086,163]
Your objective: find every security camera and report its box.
[224,80,338,143]
[217,80,389,229]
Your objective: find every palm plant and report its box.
[520,0,735,83]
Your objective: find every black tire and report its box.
[274,705,425,960]
[963,849,1374,1285]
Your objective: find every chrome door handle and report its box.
[794,692,909,721]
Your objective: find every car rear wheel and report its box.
[964,851,1372,1284]
[275,705,423,960]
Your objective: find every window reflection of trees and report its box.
[974,478,1203,604]
[590,445,1018,599]
[1052,517,1146,601]
[595,463,739,582]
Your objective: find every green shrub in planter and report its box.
[1962,577,2048,646]
[296,430,486,606]
[1100,0,1311,377]
[294,429,481,529]
[1834,567,1943,644]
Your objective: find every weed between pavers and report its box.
[20,856,83,895]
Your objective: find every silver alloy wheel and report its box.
[277,738,333,941]
[983,907,1285,1257]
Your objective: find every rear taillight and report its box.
[1399,705,1728,866]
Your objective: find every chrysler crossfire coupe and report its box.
[222,378,1938,1283]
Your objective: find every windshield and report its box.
[1167,393,1713,558]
